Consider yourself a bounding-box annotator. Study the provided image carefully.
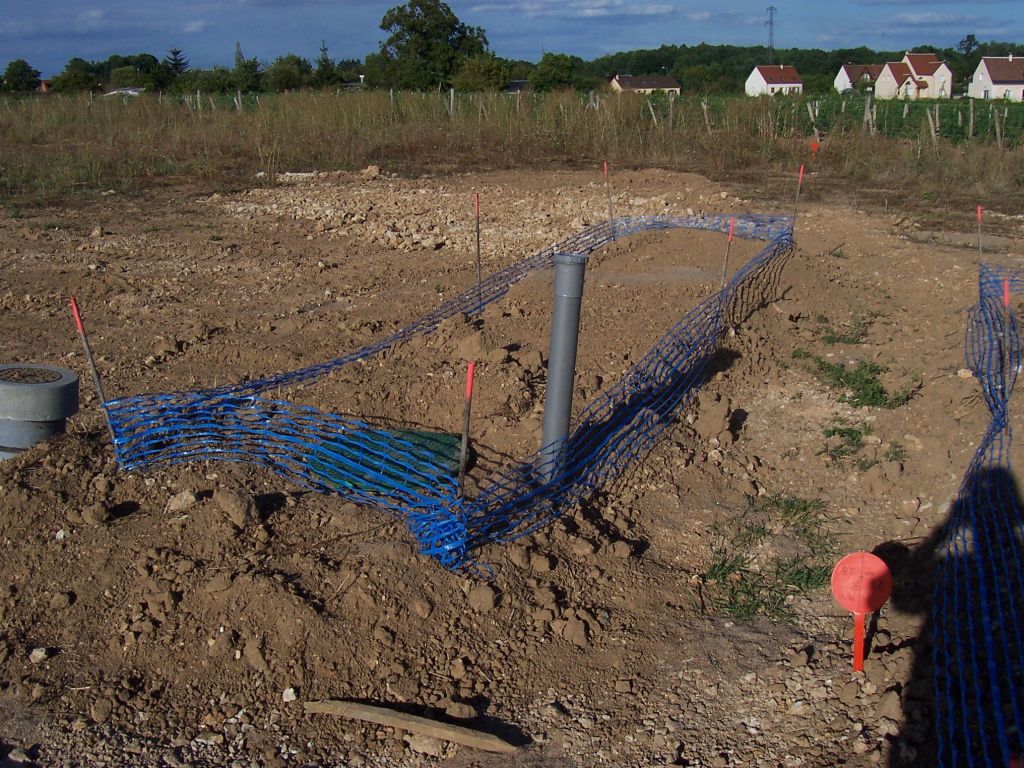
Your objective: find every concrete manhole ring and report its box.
[0,364,80,460]
[0,366,65,384]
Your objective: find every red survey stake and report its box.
[831,551,892,672]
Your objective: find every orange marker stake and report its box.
[810,139,820,157]
[719,216,736,292]
[474,192,482,311]
[792,164,805,230]
[1003,278,1013,395]
[977,205,983,257]
[831,552,892,672]
[604,161,615,238]
[457,361,476,494]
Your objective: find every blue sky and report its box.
[4,0,1021,78]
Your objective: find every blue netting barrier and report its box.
[104,214,794,570]
[933,263,1024,767]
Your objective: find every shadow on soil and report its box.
[875,465,1024,767]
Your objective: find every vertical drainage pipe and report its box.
[540,253,588,481]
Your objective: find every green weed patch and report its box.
[697,495,833,620]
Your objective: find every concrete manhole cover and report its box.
[0,366,64,384]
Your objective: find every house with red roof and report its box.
[874,52,952,100]
[834,64,883,94]
[967,55,1024,101]
[745,65,803,96]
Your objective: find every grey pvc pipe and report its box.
[540,253,588,481]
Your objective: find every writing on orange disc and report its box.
[831,551,892,614]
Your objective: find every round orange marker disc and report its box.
[831,551,892,614]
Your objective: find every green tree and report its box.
[452,53,509,91]
[110,65,145,89]
[264,54,312,91]
[52,58,98,92]
[173,66,233,94]
[505,59,534,82]
[802,73,833,94]
[313,41,337,87]
[528,53,590,92]
[3,59,41,92]
[90,53,169,90]
[163,48,189,77]
[335,58,363,84]
[370,0,488,89]
[675,64,714,93]
[958,34,978,56]
[232,42,262,92]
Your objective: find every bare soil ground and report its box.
[1,168,1023,768]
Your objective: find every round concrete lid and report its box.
[0,364,80,421]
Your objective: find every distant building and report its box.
[36,80,52,94]
[504,80,530,94]
[834,64,882,94]
[104,87,145,97]
[967,55,1024,101]
[874,52,952,100]
[609,74,681,95]
[874,62,918,100]
[745,65,803,96]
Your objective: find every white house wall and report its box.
[745,71,767,96]
[834,71,853,93]
[968,61,1024,101]
[924,63,953,98]
[874,70,898,99]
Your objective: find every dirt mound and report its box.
[1,168,1022,766]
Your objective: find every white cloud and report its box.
[893,11,959,23]
[184,19,208,33]
[78,9,106,22]
[687,12,711,21]
[471,0,673,19]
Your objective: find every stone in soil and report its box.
[243,638,270,674]
[789,646,811,668]
[693,393,731,440]
[80,503,110,526]
[405,734,443,756]
[444,701,476,720]
[530,552,556,572]
[48,591,75,610]
[562,617,590,647]
[467,584,498,612]
[876,690,902,721]
[166,490,197,512]
[609,540,633,558]
[450,658,468,680]
[90,698,113,724]
[213,489,255,528]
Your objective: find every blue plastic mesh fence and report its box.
[933,263,1024,767]
[104,214,793,570]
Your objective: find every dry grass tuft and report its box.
[1,91,1021,211]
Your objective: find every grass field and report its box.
[2,90,1022,211]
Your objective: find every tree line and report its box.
[3,0,1023,95]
